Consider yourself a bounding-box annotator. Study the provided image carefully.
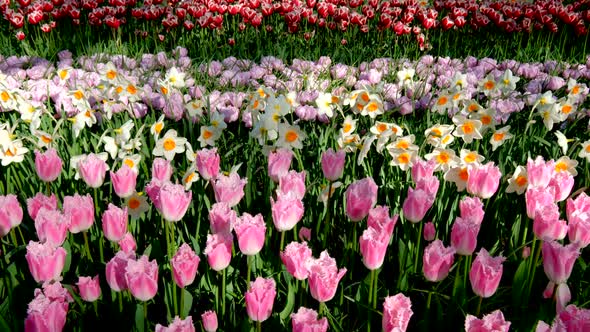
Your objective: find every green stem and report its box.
[427,292,433,310]
[93,187,100,217]
[414,222,423,274]
[93,301,98,317]
[83,231,93,262]
[463,255,472,287]
[46,181,51,196]
[368,270,374,305]
[280,231,285,252]
[144,301,148,330]
[476,296,483,317]
[9,230,17,248]
[256,321,261,332]
[373,269,378,309]
[118,291,123,313]
[180,287,185,318]
[321,181,333,248]
[247,255,252,286]
[319,302,325,316]
[222,268,226,318]
[528,238,542,298]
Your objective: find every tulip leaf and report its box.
[134,303,145,332]
[279,280,295,321]
[143,244,152,257]
[182,288,193,318]
[511,259,529,307]
[62,239,72,274]
[0,311,10,332]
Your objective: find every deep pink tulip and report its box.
[106,251,135,292]
[152,157,173,182]
[171,243,200,288]
[271,196,304,232]
[542,240,580,285]
[118,232,137,253]
[110,165,137,198]
[278,170,306,200]
[63,193,94,234]
[209,202,236,234]
[201,311,218,332]
[411,157,437,183]
[158,182,192,222]
[213,172,247,207]
[527,156,554,189]
[234,213,266,256]
[25,282,71,332]
[25,240,66,283]
[367,205,397,239]
[321,148,346,182]
[102,203,128,242]
[465,310,511,332]
[35,148,62,182]
[423,222,436,241]
[299,227,311,242]
[280,241,313,280]
[307,251,347,302]
[382,293,413,332]
[402,187,433,223]
[466,162,501,199]
[459,196,485,225]
[34,208,70,247]
[451,216,480,256]
[268,148,293,183]
[359,227,389,270]
[196,148,220,181]
[423,240,455,282]
[155,316,195,332]
[548,171,574,202]
[469,248,505,298]
[78,153,108,188]
[345,177,378,222]
[526,187,555,220]
[77,275,101,302]
[125,255,158,301]
[26,192,57,221]
[204,232,233,271]
[533,203,567,241]
[291,307,328,332]
[245,277,276,322]
[0,194,23,237]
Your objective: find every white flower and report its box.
[498,69,520,93]
[277,123,306,150]
[182,166,200,190]
[186,98,205,118]
[121,154,141,173]
[450,72,468,92]
[153,129,187,160]
[425,148,459,172]
[102,136,118,160]
[357,135,377,166]
[318,181,342,205]
[198,125,220,147]
[579,140,590,162]
[506,166,528,195]
[151,114,165,139]
[432,91,453,114]
[387,135,419,152]
[164,67,186,89]
[555,131,570,155]
[0,138,28,166]
[125,192,149,218]
[444,165,469,191]
[70,109,96,138]
[490,126,513,151]
[459,149,484,165]
[210,112,228,131]
[479,75,498,96]
[389,149,417,171]
[340,115,357,137]
[359,96,384,119]
[315,92,338,118]
[452,115,482,143]
[554,156,578,176]
[425,124,454,148]
[101,62,121,85]
[114,120,134,145]
[397,68,415,89]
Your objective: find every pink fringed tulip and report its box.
[245,277,276,322]
[155,316,195,332]
[268,148,293,183]
[25,282,71,332]
[171,243,200,288]
[367,206,397,239]
[548,171,574,202]
[533,203,567,241]
[321,148,346,181]
[556,283,572,313]
[527,156,554,189]
[234,213,266,256]
[567,192,590,220]
[451,217,480,256]
[278,170,306,200]
[411,158,437,183]
[34,208,70,247]
[459,196,485,225]
[526,187,555,220]
[125,255,159,301]
[382,293,413,332]
[110,165,137,198]
[271,196,304,232]
[469,248,505,298]
[77,275,101,302]
[280,241,313,280]
[204,233,233,271]
[465,310,511,332]
[402,187,433,223]
[209,203,236,234]
[201,311,218,332]
[423,222,436,241]
[63,193,94,234]
[102,204,128,242]
[158,182,192,222]
[466,162,501,199]
[568,212,590,248]
[0,194,23,237]
[423,240,455,282]
[35,148,63,182]
[25,241,67,283]
[291,307,328,332]
[106,251,135,292]
[345,177,378,222]
[415,175,440,199]
[299,227,311,242]
[196,148,220,181]
[26,192,57,220]
[213,172,247,207]
[307,251,347,302]
[152,157,173,182]
[78,153,109,188]
[359,227,389,270]
[118,232,137,253]
[542,240,579,285]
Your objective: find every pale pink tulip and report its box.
[411,157,437,183]
[345,177,378,222]
[533,203,568,241]
[469,248,505,298]
[466,162,501,199]
[196,148,220,181]
[35,148,63,182]
[26,192,57,221]
[527,156,554,189]
[245,277,276,322]
[459,196,485,225]
[25,241,67,283]
[155,316,195,332]
[423,240,455,282]
[465,310,511,332]
[281,241,313,280]
[299,227,311,242]
[291,307,328,332]
[110,165,137,198]
[34,208,70,247]
[125,255,159,301]
[451,216,481,256]
[118,232,137,253]
[271,196,304,232]
[526,187,556,220]
[209,202,236,234]
[307,251,347,302]
[278,170,306,200]
[78,153,108,188]
[542,240,580,285]
[0,194,23,237]
[102,203,128,242]
[106,250,135,292]
[63,193,94,234]
[359,227,389,270]
[152,157,173,182]
[382,293,413,332]
[201,311,218,332]
[158,182,192,222]
[204,233,233,271]
[25,282,71,332]
[548,171,574,202]
[321,148,345,181]
[213,172,247,207]
[402,187,433,223]
[234,213,266,256]
[171,243,200,288]
[77,275,101,302]
[268,148,293,183]
[423,222,436,241]
[367,205,397,239]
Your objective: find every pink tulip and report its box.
[118,232,137,253]
[26,192,57,220]
[78,153,108,188]
[451,216,480,256]
[411,157,437,183]
[201,311,218,332]
[556,283,572,313]
[382,293,413,332]
[25,241,67,283]
[0,194,23,237]
[125,255,159,301]
[145,179,164,210]
[548,171,574,202]
[102,203,128,242]
[567,192,590,220]
[209,202,236,234]
[345,177,378,221]
[423,222,436,241]
[234,213,266,256]
[171,243,200,288]
[278,170,306,200]
[158,182,192,222]
[542,240,580,285]
[423,240,455,282]
[63,193,94,234]
[465,310,511,332]
[291,307,328,332]
[533,203,568,241]
[196,148,220,181]
[204,232,233,271]
[268,148,293,183]
[321,148,346,181]
[459,196,485,225]
[527,156,554,189]
[554,305,590,330]
[155,316,195,332]
[469,248,505,298]
[359,227,389,270]
[77,275,101,302]
[25,282,71,332]
[271,196,304,232]
[34,208,70,247]
[466,162,501,199]
[35,148,63,182]
[526,187,555,220]
[245,277,276,322]
[403,187,433,223]
[106,251,135,292]
[299,227,311,242]
[110,165,137,198]
[307,251,347,302]
[568,211,590,248]
[367,205,397,239]
[280,241,313,280]
[415,175,440,199]
[152,157,173,182]
[213,172,247,207]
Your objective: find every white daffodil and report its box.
[151,114,165,139]
[198,125,221,147]
[490,126,513,151]
[452,115,482,143]
[397,68,415,89]
[318,181,342,205]
[186,98,205,118]
[102,136,118,160]
[388,149,417,171]
[316,92,338,118]
[470,108,496,133]
[340,115,357,137]
[498,69,520,93]
[70,109,97,138]
[387,134,419,152]
[182,165,200,190]
[431,91,453,114]
[153,129,187,160]
[506,166,528,195]
[0,138,28,166]
[450,72,468,92]
[337,134,361,153]
[360,95,384,119]
[210,112,228,131]
[579,140,590,162]
[100,62,121,85]
[463,100,483,114]
[444,165,469,192]
[357,135,377,166]
[164,67,186,89]
[425,148,459,172]
[555,131,570,155]
[554,156,578,176]
[125,192,150,219]
[425,124,454,148]
[460,149,485,165]
[277,123,306,150]
[479,75,499,96]
[121,154,141,173]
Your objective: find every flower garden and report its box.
[1,0,590,331]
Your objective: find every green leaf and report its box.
[511,259,529,307]
[134,303,145,332]
[279,280,295,321]
[181,288,193,318]
[62,239,72,274]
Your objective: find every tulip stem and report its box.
[527,238,542,300]
[321,181,333,248]
[144,301,148,329]
[9,230,17,248]
[221,268,226,318]
[373,269,378,309]
[463,255,472,287]
[247,255,252,286]
[180,287,184,318]
[476,296,483,317]
[45,181,51,196]
[118,291,123,313]
[427,291,433,310]
[93,301,98,316]
[93,187,100,217]
[280,231,285,252]
[99,236,104,263]
[256,321,261,332]
[414,222,423,274]
[368,270,374,305]
[83,231,93,262]
[319,302,325,316]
